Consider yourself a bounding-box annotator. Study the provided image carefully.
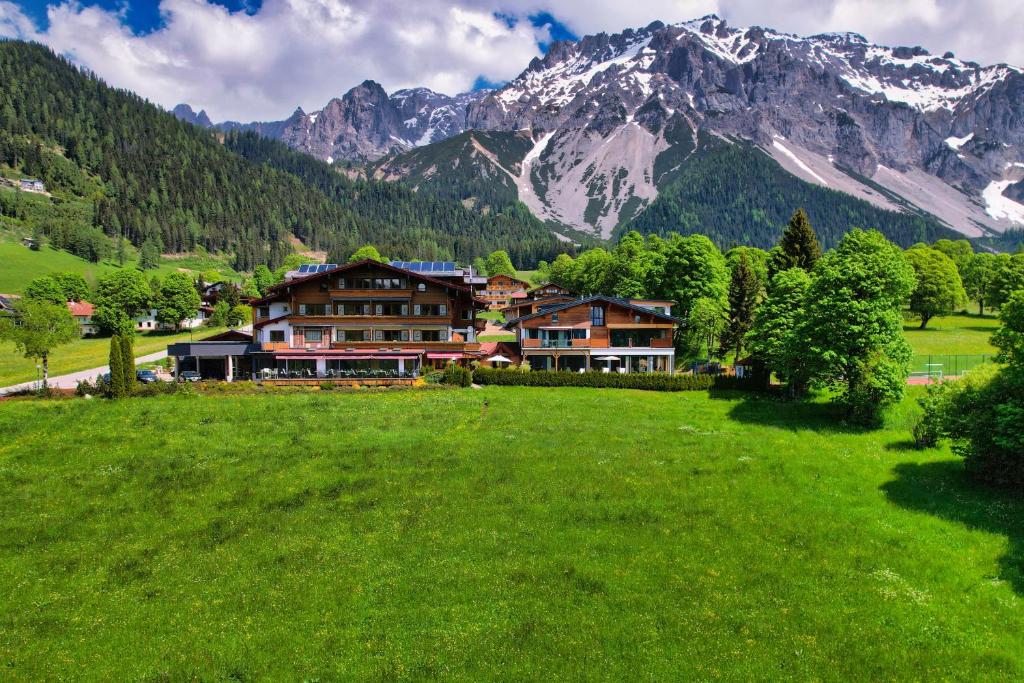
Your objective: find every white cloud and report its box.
[2,0,1022,123]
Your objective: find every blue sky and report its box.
[2,0,1022,122]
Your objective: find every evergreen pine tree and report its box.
[772,208,822,274]
[120,333,135,393]
[108,335,124,398]
[719,252,761,360]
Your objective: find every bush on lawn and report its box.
[473,367,718,391]
[441,362,473,387]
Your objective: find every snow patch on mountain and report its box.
[983,180,1024,224]
[771,137,829,186]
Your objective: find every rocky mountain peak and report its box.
[171,103,212,128]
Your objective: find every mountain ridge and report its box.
[171,15,1024,245]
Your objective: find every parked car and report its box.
[136,369,159,384]
[179,370,201,383]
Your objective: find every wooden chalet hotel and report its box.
[169,260,487,383]
[168,260,682,382]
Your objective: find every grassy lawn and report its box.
[0,327,227,386]
[477,310,505,322]
[903,311,999,356]
[478,333,516,342]
[1,387,1021,678]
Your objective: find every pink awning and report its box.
[426,352,464,359]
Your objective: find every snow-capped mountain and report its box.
[176,82,484,163]
[461,16,1024,238]
[176,15,1024,242]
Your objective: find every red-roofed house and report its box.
[67,300,98,336]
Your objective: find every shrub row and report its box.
[472,368,717,392]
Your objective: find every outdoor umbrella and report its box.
[487,354,511,363]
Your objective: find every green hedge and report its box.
[472,368,717,392]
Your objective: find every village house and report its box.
[169,260,487,382]
[501,294,578,320]
[67,300,99,336]
[503,295,679,373]
[481,274,530,309]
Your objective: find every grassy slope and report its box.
[0,387,1022,679]
[0,238,239,295]
[0,327,227,386]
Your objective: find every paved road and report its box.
[0,325,251,395]
[0,350,170,395]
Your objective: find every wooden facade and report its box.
[504,296,678,373]
[239,260,488,380]
[481,274,530,309]
[525,283,576,300]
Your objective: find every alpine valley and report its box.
[178,15,1024,250]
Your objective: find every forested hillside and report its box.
[222,131,560,267]
[0,41,563,269]
[626,133,960,249]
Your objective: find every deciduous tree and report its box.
[348,245,384,263]
[797,229,916,424]
[155,272,201,330]
[23,276,65,305]
[905,246,966,328]
[747,267,812,394]
[92,269,151,335]
[0,299,77,387]
[484,250,517,278]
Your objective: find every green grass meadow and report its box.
[1,387,1022,678]
[0,327,227,387]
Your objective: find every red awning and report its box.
[277,354,420,360]
[426,352,464,360]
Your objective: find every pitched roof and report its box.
[486,274,530,288]
[252,258,475,305]
[67,300,94,316]
[201,329,253,342]
[503,295,682,328]
[526,283,576,295]
[501,294,576,312]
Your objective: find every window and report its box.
[374,329,410,342]
[336,329,366,342]
[413,303,447,316]
[336,302,371,316]
[551,312,559,323]
[571,329,587,339]
[351,277,373,289]
[258,306,270,319]
[460,309,471,320]
[336,277,346,289]
[610,329,666,347]
[416,330,444,342]
[298,303,330,316]
[417,283,426,292]
[375,302,408,316]
[269,330,285,343]
[590,306,604,326]
[304,328,323,343]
